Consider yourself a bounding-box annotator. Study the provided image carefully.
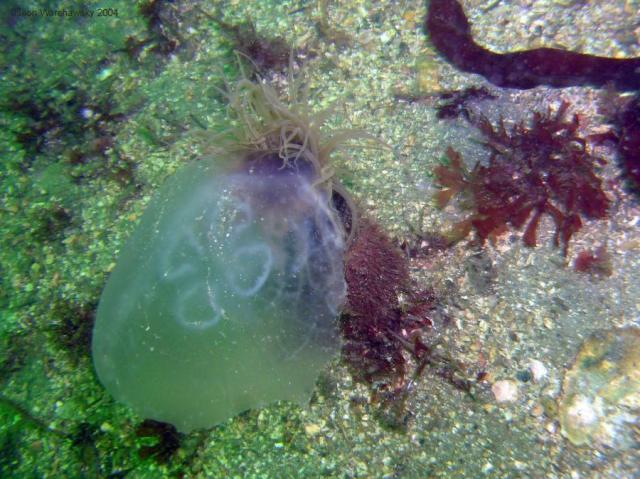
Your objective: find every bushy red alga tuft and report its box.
[435,101,610,256]
[340,217,478,427]
[341,218,435,389]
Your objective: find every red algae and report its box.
[342,217,414,388]
[212,18,293,74]
[434,102,610,256]
[341,218,434,397]
[574,246,613,277]
[425,0,640,91]
[590,92,640,193]
[615,95,640,189]
[341,217,475,428]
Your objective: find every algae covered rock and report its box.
[559,326,640,448]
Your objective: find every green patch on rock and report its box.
[559,327,640,449]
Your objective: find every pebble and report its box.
[531,403,544,417]
[482,462,494,474]
[492,380,519,403]
[528,359,548,382]
[304,423,322,436]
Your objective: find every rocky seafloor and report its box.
[1,1,639,477]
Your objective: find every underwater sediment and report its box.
[1,1,640,478]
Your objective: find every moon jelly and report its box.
[92,77,356,432]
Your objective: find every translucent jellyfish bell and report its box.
[92,153,347,431]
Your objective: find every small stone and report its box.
[379,30,394,44]
[531,403,544,417]
[100,422,113,433]
[97,67,113,81]
[541,397,559,418]
[403,10,418,29]
[482,462,494,474]
[304,423,322,436]
[80,107,94,119]
[492,380,519,403]
[529,360,548,382]
[564,396,600,433]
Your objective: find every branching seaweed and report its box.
[435,102,610,256]
[341,217,473,428]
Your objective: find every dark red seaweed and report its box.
[434,102,610,256]
[425,0,640,91]
[574,246,613,277]
[617,95,640,187]
[341,219,435,401]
